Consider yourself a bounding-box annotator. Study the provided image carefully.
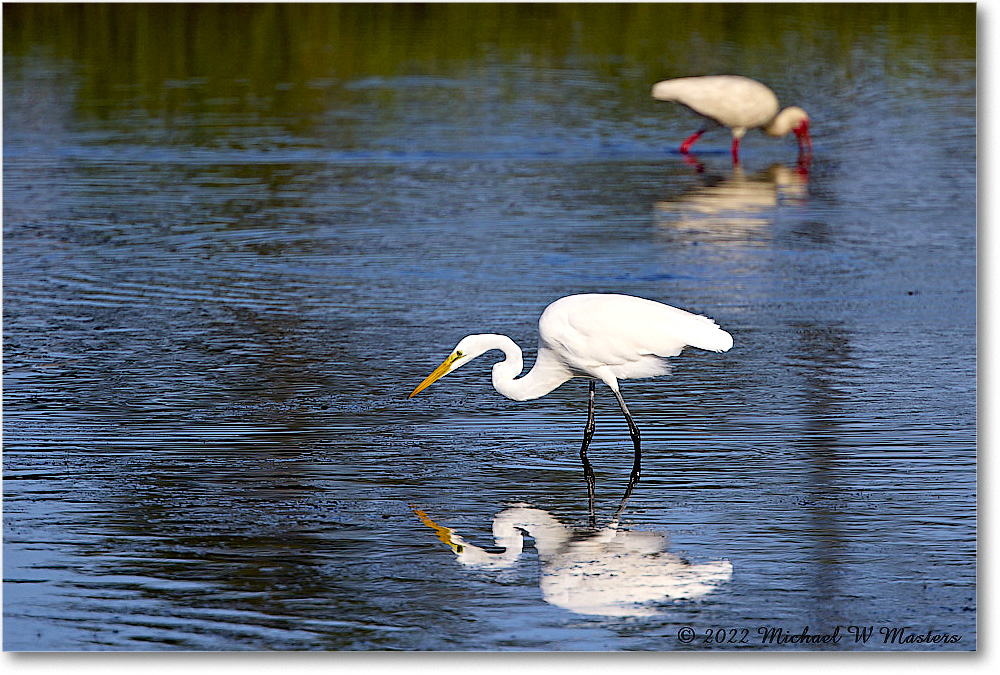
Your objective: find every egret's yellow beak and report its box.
[408,352,460,398]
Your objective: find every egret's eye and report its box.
[455,350,464,358]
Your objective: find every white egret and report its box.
[652,75,811,163]
[408,293,733,518]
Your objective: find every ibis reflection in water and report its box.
[413,505,733,617]
[654,163,810,241]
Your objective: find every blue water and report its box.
[3,10,976,651]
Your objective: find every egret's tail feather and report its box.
[690,323,734,353]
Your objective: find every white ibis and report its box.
[652,75,811,163]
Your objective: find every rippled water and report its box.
[3,5,976,651]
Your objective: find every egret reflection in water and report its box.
[414,505,733,617]
[655,163,809,241]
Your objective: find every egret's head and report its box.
[408,335,491,398]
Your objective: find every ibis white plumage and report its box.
[652,75,811,163]
[408,293,733,519]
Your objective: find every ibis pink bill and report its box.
[652,75,811,163]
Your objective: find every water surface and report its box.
[3,4,976,651]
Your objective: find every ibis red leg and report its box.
[679,130,704,154]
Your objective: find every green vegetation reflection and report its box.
[4,3,975,130]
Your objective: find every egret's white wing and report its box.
[537,294,732,380]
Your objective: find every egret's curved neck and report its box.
[493,507,569,557]
[469,334,570,402]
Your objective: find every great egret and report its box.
[408,293,733,519]
[652,75,811,163]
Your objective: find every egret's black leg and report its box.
[580,380,597,526]
[612,387,641,511]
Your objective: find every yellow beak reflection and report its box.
[408,352,459,398]
[412,506,463,553]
